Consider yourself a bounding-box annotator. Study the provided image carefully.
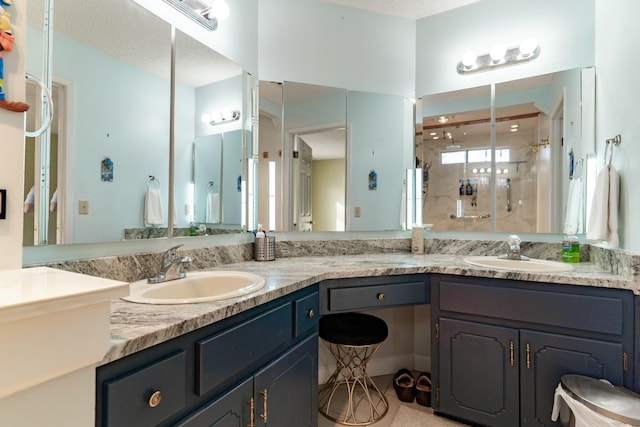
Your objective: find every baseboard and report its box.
[414,354,431,373]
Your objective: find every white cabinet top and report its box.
[0,267,128,324]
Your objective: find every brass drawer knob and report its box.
[307,309,315,318]
[149,390,162,408]
[377,293,385,301]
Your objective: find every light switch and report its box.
[79,200,89,215]
[354,206,361,218]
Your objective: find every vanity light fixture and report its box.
[201,109,241,126]
[163,0,230,31]
[457,37,540,75]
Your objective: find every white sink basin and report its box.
[463,256,574,273]
[123,271,266,304]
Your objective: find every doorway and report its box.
[24,80,68,245]
[290,126,347,232]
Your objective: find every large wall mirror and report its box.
[417,67,594,235]
[257,81,414,232]
[24,0,249,256]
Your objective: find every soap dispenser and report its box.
[562,224,580,263]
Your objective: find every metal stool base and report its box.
[318,340,389,426]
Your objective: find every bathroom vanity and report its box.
[92,252,639,427]
[430,274,635,427]
[96,286,319,426]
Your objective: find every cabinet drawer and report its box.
[196,302,293,396]
[294,291,319,337]
[439,279,625,335]
[328,280,428,312]
[102,351,187,427]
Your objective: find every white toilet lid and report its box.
[561,375,640,426]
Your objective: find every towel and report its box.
[144,188,163,226]
[49,189,58,213]
[205,192,220,223]
[551,383,631,427]
[23,186,35,214]
[564,178,583,234]
[587,165,619,247]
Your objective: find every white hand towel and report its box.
[49,189,58,213]
[564,178,583,234]
[144,188,163,226]
[205,192,220,224]
[587,165,619,247]
[23,186,35,214]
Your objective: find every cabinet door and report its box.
[520,329,624,427]
[253,333,318,427]
[439,318,519,427]
[174,377,253,427]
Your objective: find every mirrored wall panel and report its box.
[417,68,591,235]
[257,81,414,232]
[24,0,248,248]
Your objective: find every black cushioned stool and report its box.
[318,312,389,426]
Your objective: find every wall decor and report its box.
[368,170,377,190]
[101,157,114,182]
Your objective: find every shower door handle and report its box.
[506,178,512,212]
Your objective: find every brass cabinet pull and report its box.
[435,322,439,339]
[377,293,385,301]
[623,353,628,371]
[307,309,315,318]
[526,344,531,369]
[259,389,268,423]
[509,341,515,367]
[246,397,255,427]
[148,390,162,408]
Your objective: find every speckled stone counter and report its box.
[102,252,637,366]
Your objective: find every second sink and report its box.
[123,271,266,304]
[463,256,574,273]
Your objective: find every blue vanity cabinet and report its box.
[431,274,635,427]
[319,274,430,314]
[96,286,319,427]
[174,335,318,427]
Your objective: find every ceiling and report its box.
[317,0,482,19]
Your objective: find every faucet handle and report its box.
[507,234,521,248]
[161,244,183,266]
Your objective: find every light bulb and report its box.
[519,37,538,57]
[490,44,506,62]
[201,113,211,123]
[461,50,477,68]
[208,0,230,20]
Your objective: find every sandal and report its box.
[393,368,415,402]
[415,372,432,407]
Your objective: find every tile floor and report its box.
[318,373,470,427]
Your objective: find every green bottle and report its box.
[562,224,580,263]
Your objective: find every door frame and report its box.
[282,121,349,232]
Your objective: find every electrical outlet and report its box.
[79,200,89,215]
[354,206,361,218]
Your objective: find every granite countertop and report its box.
[101,253,637,366]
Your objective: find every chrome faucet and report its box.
[498,235,530,261]
[148,245,192,283]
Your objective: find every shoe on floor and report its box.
[415,372,432,407]
[393,368,415,402]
